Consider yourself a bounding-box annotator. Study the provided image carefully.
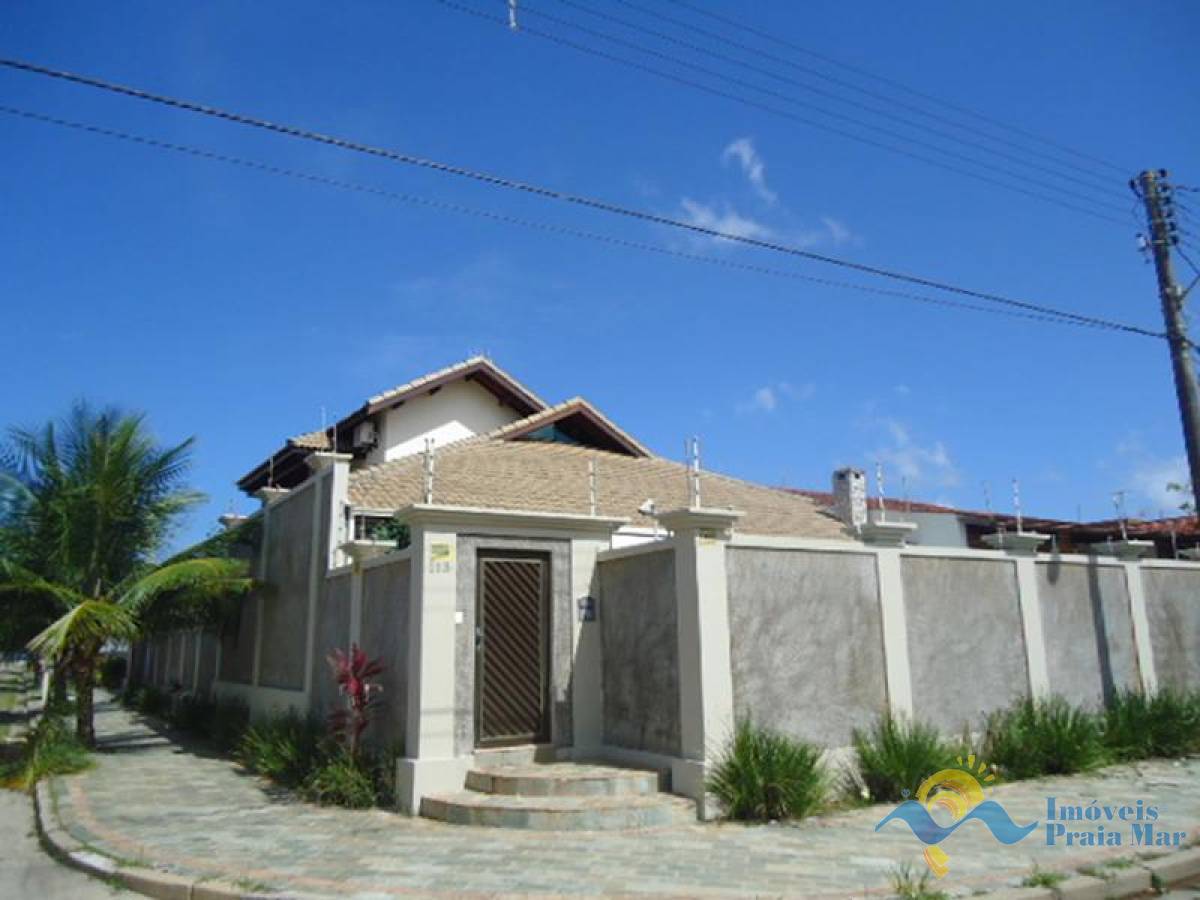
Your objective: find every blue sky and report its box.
[3,1,1199,551]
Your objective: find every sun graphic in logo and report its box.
[915,754,997,877]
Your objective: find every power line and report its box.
[0,56,1164,338]
[442,0,1132,225]
[552,0,1127,203]
[611,0,1125,191]
[1,104,1116,332]
[663,0,1131,176]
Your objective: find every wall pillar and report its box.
[655,508,741,819]
[1124,562,1158,695]
[570,537,608,753]
[982,533,1052,701]
[396,519,463,814]
[303,453,352,698]
[874,548,915,718]
[1013,557,1051,700]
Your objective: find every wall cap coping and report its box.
[1090,539,1156,561]
[306,451,353,473]
[396,503,628,534]
[253,486,290,507]
[1179,547,1200,560]
[340,539,396,564]
[981,530,1050,555]
[860,519,918,547]
[654,507,744,535]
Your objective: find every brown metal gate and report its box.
[475,553,550,747]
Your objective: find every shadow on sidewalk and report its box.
[94,698,312,808]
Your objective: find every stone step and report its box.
[420,791,696,831]
[465,762,663,798]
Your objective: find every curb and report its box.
[981,845,1200,900]
[32,779,312,900]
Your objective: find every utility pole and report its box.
[1135,169,1200,518]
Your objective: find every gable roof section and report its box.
[485,398,651,457]
[348,439,848,539]
[236,356,548,494]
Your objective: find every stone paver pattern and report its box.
[45,699,1200,898]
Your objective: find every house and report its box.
[133,357,1200,827]
[788,487,1200,558]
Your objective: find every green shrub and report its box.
[1104,689,1200,761]
[706,720,827,821]
[236,712,325,788]
[209,698,250,753]
[97,656,127,690]
[850,712,960,803]
[301,751,378,809]
[132,685,170,718]
[0,714,92,790]
[170,695,216,735]
[984,696,1107,779]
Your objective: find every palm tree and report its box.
[0,404,252,746]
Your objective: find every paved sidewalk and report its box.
[42,699,1200,898]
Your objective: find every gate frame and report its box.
[474,549,553,748]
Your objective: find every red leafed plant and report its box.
[326,643,385,760]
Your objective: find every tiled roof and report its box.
[349,439,850,539]
[289,429,331,451]
[368,355,547,411]
[482,397,651,457]
[785,488,964,516]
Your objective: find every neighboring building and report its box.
[132,357,1200,828]
[788,486,1200,559]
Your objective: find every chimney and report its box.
[832,467,867,532]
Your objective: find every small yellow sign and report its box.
[429,541,455,574]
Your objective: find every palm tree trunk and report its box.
[74,660,96,747]
[49,665,68,709]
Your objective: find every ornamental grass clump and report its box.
[983,696,1107,779]
[1104,688,1200,761]
[707,720,827,821]
[236,711,325,788]
[301,750,378,809]
[850,712,960,803]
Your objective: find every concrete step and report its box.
[420,790,696,831]
[465,762,663,798]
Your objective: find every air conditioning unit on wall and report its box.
[352,420,378,450]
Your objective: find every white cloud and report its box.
[678,198,773,242]
[868,416,960,489]
[821,216,852,244]
[1110,433,1191,514]
[721,137,776,205]
[1130,455,1189,512]
[738,380,815,414]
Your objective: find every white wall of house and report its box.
[902,510,969,547]
[364,380,526,465]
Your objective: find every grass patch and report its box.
[889,862,949,900]
[0,714,92,790]
[983,697,1107,780]
[849,712,960,803]
[706,720,827,821]
[1022,864,1068,888]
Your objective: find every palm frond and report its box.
[27,598,137,660]
[118,556,253,616]
[0,559,88,611]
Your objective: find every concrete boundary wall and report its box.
[723,535,1200,749]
